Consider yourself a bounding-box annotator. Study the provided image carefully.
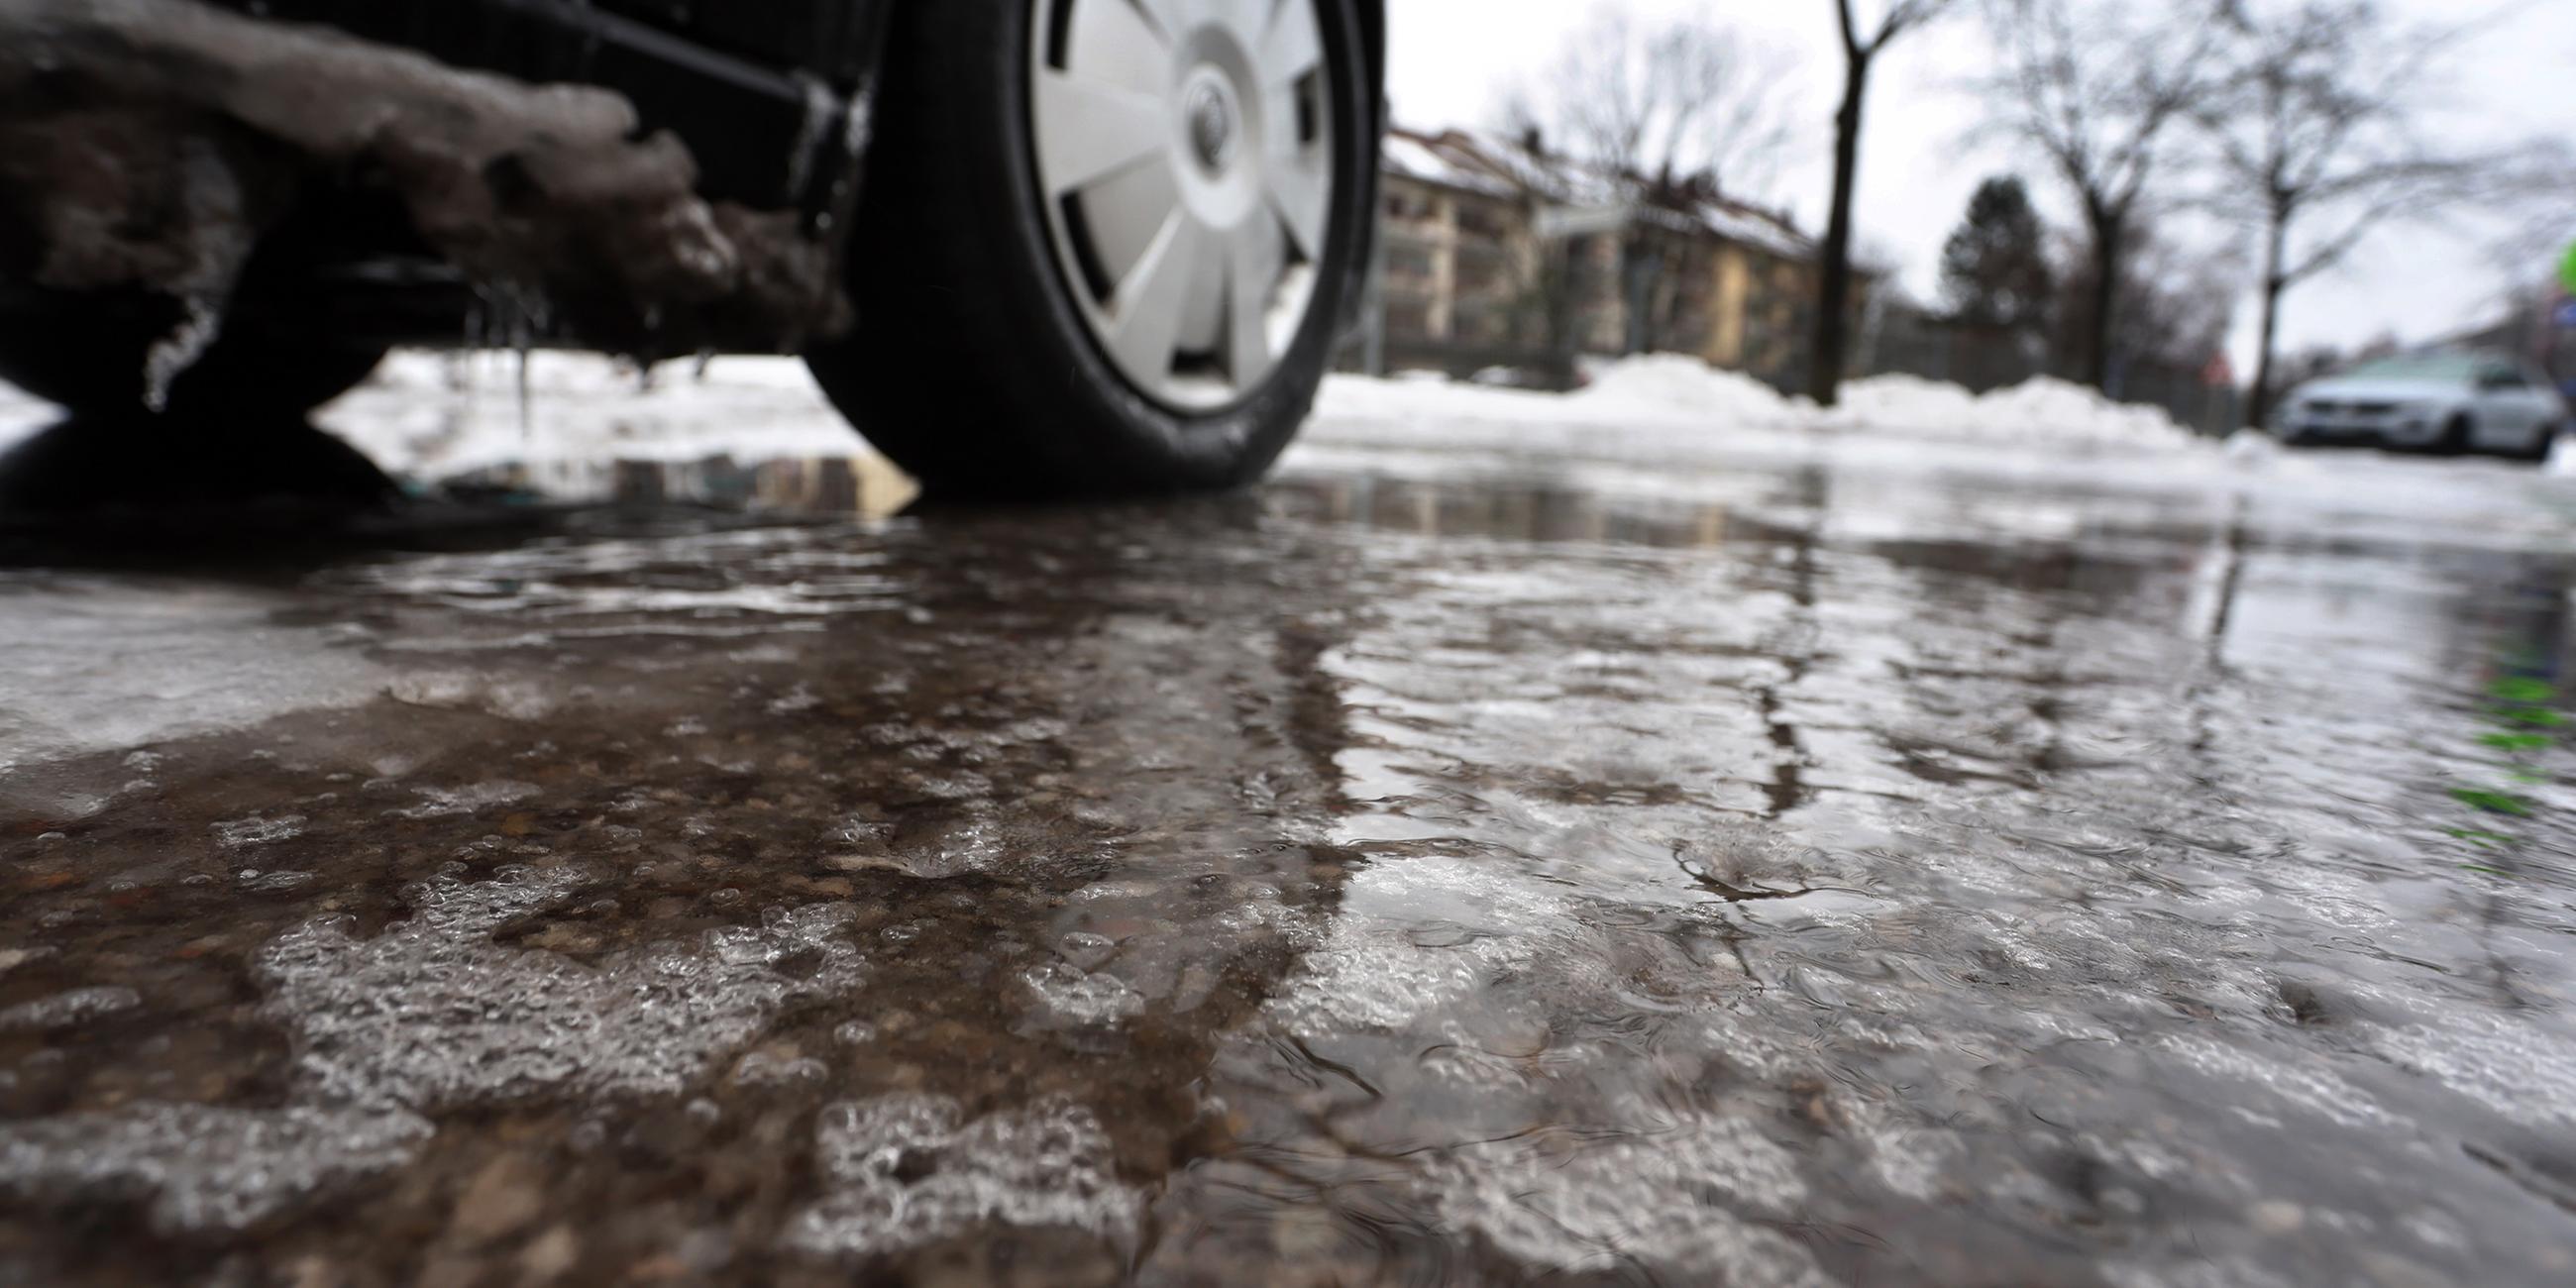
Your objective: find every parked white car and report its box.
[2277,351,2567,459]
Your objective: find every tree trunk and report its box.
[2247,214,2289,430]
[1545,239,1580,375]
[2083,209,2121,393]
[1622,233,1653,356]
[1808,53,1871,408]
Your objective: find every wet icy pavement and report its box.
[4,424,2576,1285]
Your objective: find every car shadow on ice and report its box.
[0,415,839,570]
[0,415,403,512]
[0,414,421,561]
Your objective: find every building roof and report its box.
[1690,200,1814,263]
[1381,130,1520,199]
[1382,126,1819,265]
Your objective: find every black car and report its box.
[0,0,1386,498]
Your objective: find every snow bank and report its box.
[1563,354,1800,427]
[1319,355,2204,456]
[1315,370,1628,428]
[0,351,2214,484]
[315,351,865,480]
[1822,375,2202,451]
[1314,355,1802,439]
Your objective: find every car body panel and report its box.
[2468,359,2567,450]
[2281,351,2563,455]
[215,0,887,221]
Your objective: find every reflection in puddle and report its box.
[441,452,918,520]
[0,416,398,515]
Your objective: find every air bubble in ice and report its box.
[0,986,141,1031]
[1427,1114,1823,1282]
[0,1103,432,1234]
[783,1094,1139,1259]
[255,868,864,1111]
[1019,963,1144,1026]
[1056,932,1118,972]
[213,814,306,847]
[732,1051,828,1087]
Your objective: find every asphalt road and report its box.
[2,384,2574,1286]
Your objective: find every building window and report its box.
[1386,299,1433,340]
[1456,202,1509,240]
[1385,188,1435,221]
[1386,246,1437,283]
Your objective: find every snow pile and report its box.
[2548,431,2576,480]
[1563,354,1799,427]
[1975,377,2202,450]
[317,350,864,478]
[1819,375,1979,436]
[6,350,2213,483]
[1817,375,2200,450]
[1314,369,1626,428]
[1318,356,2203,456]
[1312,355,1804,449]
[360,350,811,400]
[2223,429,2285,466]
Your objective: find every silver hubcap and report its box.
[1030,0,1338,410]
[1186,81,1234,170]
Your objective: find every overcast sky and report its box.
[1384,0,2576,371]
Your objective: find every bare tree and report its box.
[2093,221,2243,374]
[2486,140,2576,280]
[1502,9,1803,200]
[1808,0,1961,408]
[1504,8,1803,355]
[2202,1,2540,428]
[1980,0,2229,393]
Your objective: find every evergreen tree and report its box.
[1939,176,2054,332]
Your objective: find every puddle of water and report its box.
[1,439,2573,1284]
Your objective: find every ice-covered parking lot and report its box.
[3,357,2576,1285]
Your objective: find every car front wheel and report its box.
[2433,414,2474,457]
[805,0,1374,499]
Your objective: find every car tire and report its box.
[2522,423,2563,464]
[2432,414,2474,457]
[805,0,1375,499]
[0,288,385,420]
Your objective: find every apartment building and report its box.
[1370,127,1837,390]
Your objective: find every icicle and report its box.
[515,342,532,439]
[503,292,533,439]
[783,75,835,203]
[455,297,487,392]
